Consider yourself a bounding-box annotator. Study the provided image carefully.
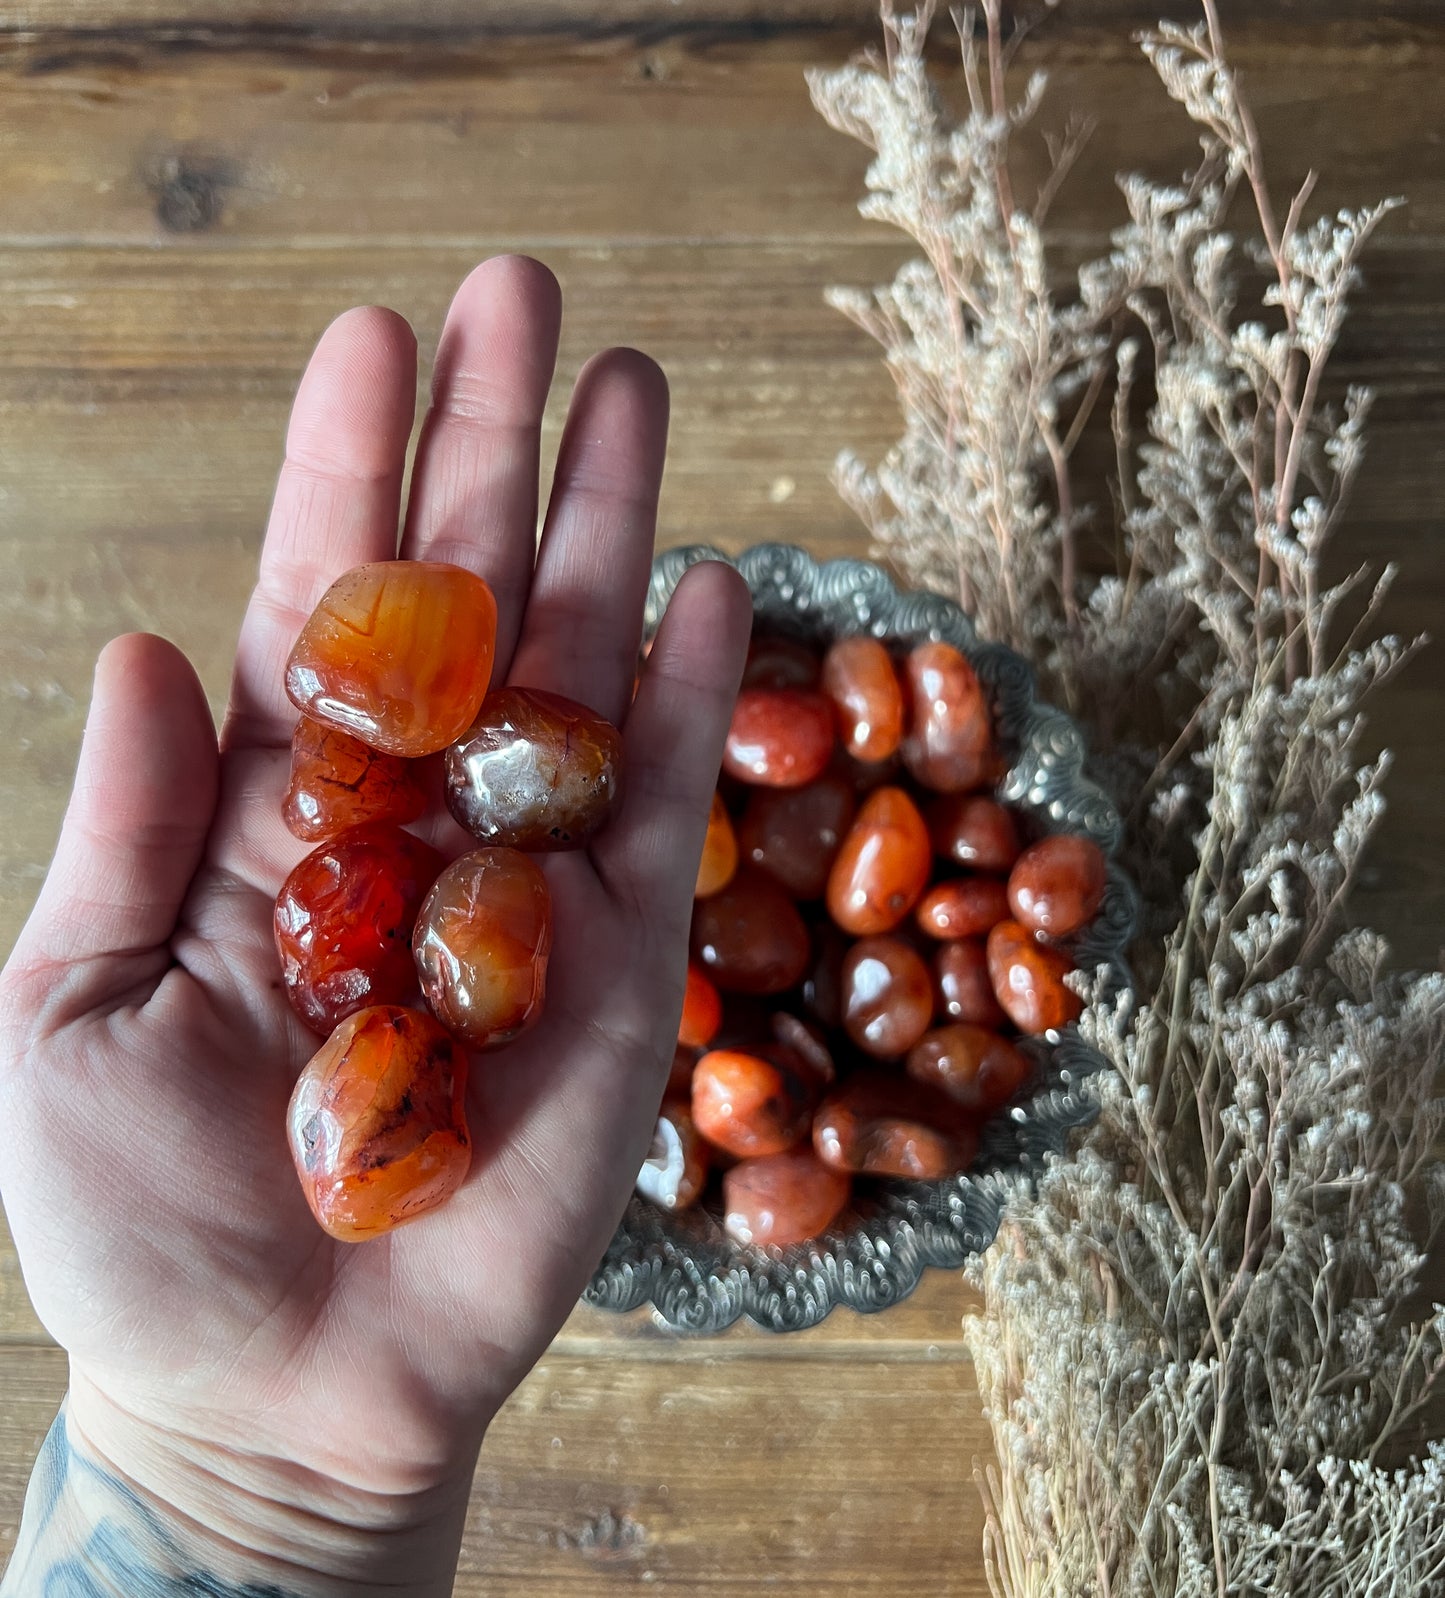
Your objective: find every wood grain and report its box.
[0,27,1441,249]
[0,1343,992,1593]
[4,2,1440,38]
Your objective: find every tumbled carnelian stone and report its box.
[723,1150,851,1248]
[987,920,1082,1035]
[285,561,497,758]
[283,717,429,844]
[737,772,856,901]
[679,962,724,1050]
[933,938,1007,1029]
[821,637,906,764]
[635,1097,710,1213]
[445,686,622,851]
[741,635,821,691]
[695,792,740,899]
[840,935,934,1059]
[1008,834,1108,937]
[274,822,444,1035]
[813,1073,977,1181]
[825,785,931,935]
[927,794,1022,872]
[722,687,836,788]
[692,1045,818,1158]
[907,1023,1032,1115]
[413,848,552,1049]
[770,1011,836,1089]
[691,868,812,995]
[900,640,995,793]
[286,1005,471,1242]
[915,876,1011,940]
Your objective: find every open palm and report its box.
[0,257,750,1552]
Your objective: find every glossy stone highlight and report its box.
[826,785,932,935]
[413,848,553,1049]
[723,1150,851,1248]
[285,560,497,758]
[987,920,1083,1035]
[691,869,812,995]
[813,1073,977,1181]
[444,687,622,851]
[737,772,855,901]
[900,640,995,793]
[722,687,836,788]
[274,823,444,1035]
[906,1023,1032,1115]
[840,936,934,1059]
[282,717,429,844]
[1007,833,1108,937]
[933,939,1007,1028]
[927,794,1021,872]
[914,876,1011,940]
[286,1005,471,1242]
[691,1045,817,1158]
[820,636,905,763]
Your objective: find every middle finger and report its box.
[399,254,563,676]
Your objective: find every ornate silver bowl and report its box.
[585,543,1135,1333]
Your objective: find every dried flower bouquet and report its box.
[809,3,1444,1590]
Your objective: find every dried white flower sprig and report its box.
[810,3,1444,1592]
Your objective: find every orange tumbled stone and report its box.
[825,785,931,935]
[444,687,623,851]
[413,849,552,1049]
[900,640,995,793]
[678,962,723,1050]
[286,1005,471,1242]
[914,876,1011,940]
[692,1045,818,1158]
[695,792,739,899]
[282,717,429,844]
[285,561,497,758]
[906,1023,1032,1115]
[820,636,905,763]
[986,920,1083,1035]
[1007,834,1108,937]
[723,1150,851,1248]
[812,1073,977,1181]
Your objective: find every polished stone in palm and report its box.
[285,560,498,757]
[282,716,429,843]
[444,686,622,851]
[286,1005,471,1242]
[413,848,553,1050]
[274,822,444,1034]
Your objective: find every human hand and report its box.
[0,256,751,1595]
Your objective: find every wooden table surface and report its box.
[0,4,1440,1591]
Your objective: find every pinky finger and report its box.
[591,561,751,938]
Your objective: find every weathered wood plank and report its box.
[0,1342,993,1593]
[0,29,1441,248]
[3,2,1438,39]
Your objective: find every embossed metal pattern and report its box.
[586,544,1136,1333]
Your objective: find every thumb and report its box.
[5,633,219,1027]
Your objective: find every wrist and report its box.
[3,1377,480,1598]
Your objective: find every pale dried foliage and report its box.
[809,4,1445,1593]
